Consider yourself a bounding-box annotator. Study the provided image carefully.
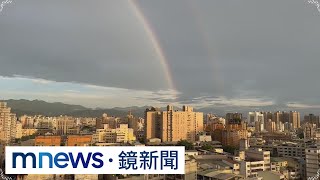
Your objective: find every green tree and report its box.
[223,145,237,154]
[298,132,304,139]
[177,140,194,150]
[20,134,36,141]
[201,143,213,151]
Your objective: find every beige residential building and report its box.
[237,148,271,178]
[270,157,302,179]
[273,111,283,131]
[92,124,136,143]
[145,107,162,141]
[10,113,17,140]
[265,119,276,133]
[289,111,300,129]
[145,105,203,142]
[0,102,17,143]
[55,116,77,135]
[21,128,38,137]
[20,115,34,128]
[304,123,316,140]
[15,121,22,139]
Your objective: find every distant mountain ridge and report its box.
[3,99,320,118]
[6,99,88,116]
[4,100,186,118]
[5,99,147,118]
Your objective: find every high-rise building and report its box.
[265,119,276,133]
[0,102,17,143]
[226,113,242,122]
[206,113,225,126]
[304,123,315,140]
[248,112,264,131]
[222,120,248,147]
[304,114,320,128]
[289,111,300,129]
[127,110,135,129]
[273,111,291,131]
[273,111,283,131]
[212,118,248,148]
[145,105,203,142]
[282,112,290,123]
[205,114,225,132]
[145,107,162,141]
[127,111,144,136]
[263,112,273,127]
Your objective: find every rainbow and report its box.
[186,1,224,92]
[128,0,178,98]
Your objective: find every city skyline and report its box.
[0,100,319,179]
[1,0,320,109]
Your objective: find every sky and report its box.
[0,0,320,108]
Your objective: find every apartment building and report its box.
[237,148,271,178]
[277,142,306,159]
[55,116,78,135]
[92,124,136,143]
[145,105,203,142]
[0,102,17,143]
[253,141,307,159]
[248,112,264,131]
[212,119,248,148]
[306,145,320,179]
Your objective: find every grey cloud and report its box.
[1,0,320,107]
[138,0,320,104]
[0,0,167,91]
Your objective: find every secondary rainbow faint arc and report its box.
[186,0,224,93]
[128,0,177,97]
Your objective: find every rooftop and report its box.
[223,158,239,164]
[198,169,240,180]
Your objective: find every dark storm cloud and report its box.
[0,0,167,91]
[1,0,320,107]
[138,0,320,105]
